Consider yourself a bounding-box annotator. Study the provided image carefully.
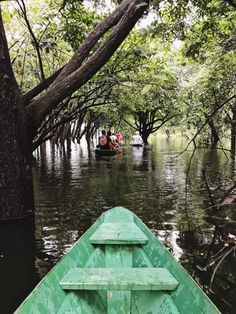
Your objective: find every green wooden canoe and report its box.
[15,207,221,313]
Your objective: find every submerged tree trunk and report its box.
[0,10,34,219]
[138,112,149,145]
[0,91,34,220]
[231,104,236,156]
[142,131,149,145]
[141,114,149,145]
[207,118,220,148]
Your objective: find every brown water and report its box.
[0,135,235,313]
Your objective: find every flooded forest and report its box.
[0,0,236,313]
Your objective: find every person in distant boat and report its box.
[107,130,115,150]
[110,132,117,144]
[98,130,109,150]
[115,130,123,146]
[131,131,143,145]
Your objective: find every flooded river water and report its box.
[0,134,235,313]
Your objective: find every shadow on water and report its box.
[0,218,38,314]
[0,136,236,313]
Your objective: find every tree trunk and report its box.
[208,119,220,148]
[204,113,219,148]
[142,132,149,145]
[138,112,149,144]
[231,104,236,156]
[0,92,34,220]
[0,8,34,220]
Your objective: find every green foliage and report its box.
[150,0,192,40]
[179,48,236,144]
[2,0,235,144]
[2,0,75,90]
[112,37,181,139]
[181,1,236,60]
[60,0,102,51]
[149,0,236,60]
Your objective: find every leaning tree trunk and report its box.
[0,0,148,220]
[0,9,34,220]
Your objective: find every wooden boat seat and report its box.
[89,222,148,244]
[60,267,178,291]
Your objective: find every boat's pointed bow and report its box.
[104,207,134,222]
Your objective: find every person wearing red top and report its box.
[115,130,123,146]
[98,130,115,150]
[107,130,115,150]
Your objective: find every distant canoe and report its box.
[15,207,220,314]
[130,143,143,147]
[95,149,117,156]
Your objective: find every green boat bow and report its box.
[15,207,221,313]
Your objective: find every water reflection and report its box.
[154,229,183,261]
[0,218,38,314]
[131,146,149,171]
[1,135,235,313]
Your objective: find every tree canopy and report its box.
[0,0,236,219]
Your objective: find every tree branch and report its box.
[179,95,236,156]
[23,0,133,106]
[121,117,136,130]
[16,0,45,80]
[28,0,148,132]
[22,67,63,105]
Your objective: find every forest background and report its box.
[0,0,235,223]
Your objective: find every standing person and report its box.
[131,131,143,146]
[115,130,123,146]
